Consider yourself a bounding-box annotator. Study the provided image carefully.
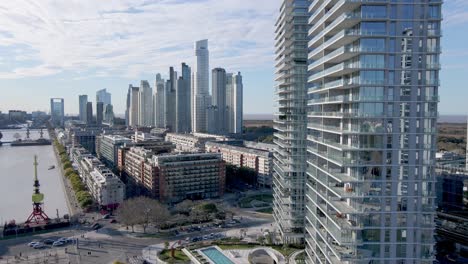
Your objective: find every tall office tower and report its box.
[86,102,93,125]
[103,104,114,126]
[79,95,88,122]
[304,1,441,263]
[273,0,309,244]
[96,102,104,126]
[50,98,65,127]
[232,72,243,134]
[178,62,192,132]
[96,88,111,106]
[128,85,139,127]
[165,67,177,131]
[138,80,153,127]
[154,74,166,128]
[211,68,227,134]
[226,73,234,132]
[193,39,210,133]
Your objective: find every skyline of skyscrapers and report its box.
[121,39,243,137]
[274,0,441,262]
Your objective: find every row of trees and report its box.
[53,140,93,209]
[115,197,227,233]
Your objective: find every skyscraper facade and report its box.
[273,0,308,245]
[138,80,153,127]
[193,39,210,133]
[212,68,227,134]
[50,98,65,127]
[165,67,177,131]
[232,72,243,134]
[176,62,192,133]
[154,74,166,129]
[86,102,93,125]
[273,0,442,262]
[128,85,139,127]
[79,95,88,122]
[96,88,111,106]
[305,1,441,262]
[96,102,103,126]
[103,104,114,126]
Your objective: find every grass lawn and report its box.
[239,194,273,208]
[256,207,273,214]
[159,249,190,262]
[272,245,302,257]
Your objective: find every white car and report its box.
[28,241,40,247]
[33,243,45,249]
[52,241,65,247]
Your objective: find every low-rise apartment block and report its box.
[205,141,274,187]
[165,133,216,153]
[122,147,225,202]
[70,147,125,209]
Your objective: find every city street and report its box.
[0,209,275,263]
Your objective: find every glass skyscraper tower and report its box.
[273,0,309,244]
[274,0,442,263]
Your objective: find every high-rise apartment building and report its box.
[193,39,211,133]
[50,98,65,127]
[232,72,243,134]
[226,72,243,135]
[79,95,88,122]
[127,85,139,127]
[273,0,309,245]
[86,102,93,125]
[138,80,153,127]
[165,67,177,131]
[212,68,227,134]
[273,0,442,262]
[154,74,166,128]
[176,63,192,133]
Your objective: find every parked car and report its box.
[33,243,45,249]
[42,239,55,245]
[110,219,117,223]
[102,214,111,219]
[57,237,68,243]
[28,241,40,247]
[52,241,65,247]
[92,223,102,230]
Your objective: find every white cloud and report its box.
[0,0,281,79]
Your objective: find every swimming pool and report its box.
[200,247,235,264]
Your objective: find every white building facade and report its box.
[138,80,153,127]
[192,39,211,133]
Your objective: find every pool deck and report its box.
[184,245,286,264]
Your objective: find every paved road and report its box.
[0,214,274,263]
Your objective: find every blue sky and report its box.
[0,0,466,116]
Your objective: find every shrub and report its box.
[63,162,72,170]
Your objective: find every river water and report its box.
[0,129,69,223]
